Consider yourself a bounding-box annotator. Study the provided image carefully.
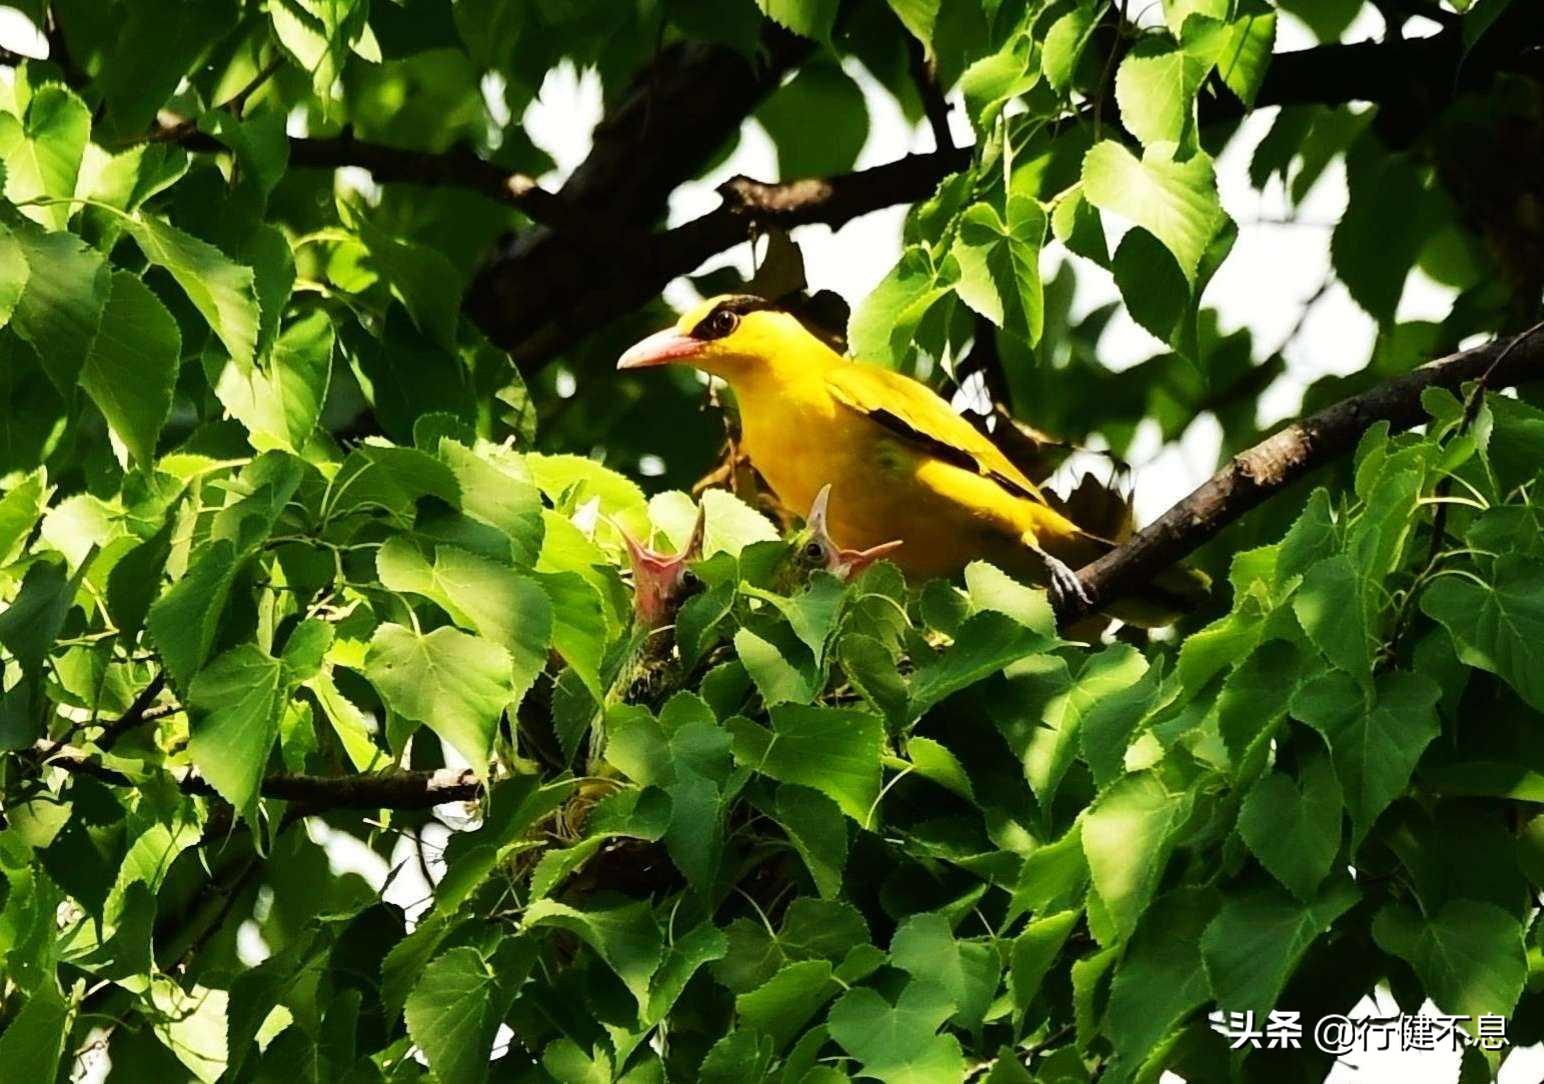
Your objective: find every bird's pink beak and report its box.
[617,328,702,370]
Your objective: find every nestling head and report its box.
[786,485,904,582]
[616,295,819,381]
[617,507,705,630]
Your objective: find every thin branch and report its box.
[495,146,971,367]
[907,35,954,153]
[151,120,578,234]
[95,673,170,752]
[1058,327,1544,623]
[31,740,484,811]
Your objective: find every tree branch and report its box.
[907,34,954,152]
[31,741,484,811]
[152,121,579,234]
[470,21,1544,373]
[1058,326,1544,623]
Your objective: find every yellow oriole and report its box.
[619,295,1207,624]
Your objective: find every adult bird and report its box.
[618,294,1207,625]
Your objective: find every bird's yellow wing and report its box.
[824,363,1052,507]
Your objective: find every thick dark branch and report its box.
[1059,328,1544,623]
[465,26,812,352]
[470,20,1544,372]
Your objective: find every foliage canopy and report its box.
[0,1,1542,1082]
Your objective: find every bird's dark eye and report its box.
[679,568,700,590]
[699,309,739,340]
[803,540,826,563]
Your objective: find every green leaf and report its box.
[340,198,463,349]
[905,737,975,802]
[404,947,511,1084]
[8,216,111,394]
[1010,644,1148,809]
[848,246,954,366]
[376,539,551,706]
[890,912,999,1032]
[886,0,941,49]
[1081,770,1188,941]
[1114,34,1209,147]
[542,1038,612,1084]
[959,33,1039,131]
[1079,661,1170,789]
[0,558,70,678]
[1201,879,1359,1017]
[737,959,840,1050]
[911,610,1056,719]
[365,623,517,773]
[1292,554,1373,679]
[1216,0,1277,105]
[125,215,260,373]
[1008,823,1089,923]
[728,704,884,823]
[1043,1,1100,91]
[212,310,333,453]
[754,0,839,40]
[1237,752,1342,901]
[1215,638,1304,764]
[524,896,663,1012]
[1008,909,1078,1017]
[1372,899,1526,1022]
[1081,141,1228,283]
[701,1030,776,1082]
[0,222,27,332]
[0,84,90,231]
[774,784,849,898]
[0,980,69,1083]
[75,272,179,466]
[735,625,816,706]
[646,921,728,1026]
[759,59,868,178]
[271,0,370,110]
[146,539,242,688]
[1421,555,1544,712]
[537,570,608,703]
[438,439,544,565]
[1103,888,1217,1062]
[1291,669,1441,847]
[950,198,1048,345]
[828,979,965,1083]
[188,645,289,818]
[0,471,46,566]
[1331,142,1436,324]
[964,561,1056,634]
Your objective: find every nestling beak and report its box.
[615,507,707,629]
[617,328,701,370]
[833,539,905,580]
[806,484,903,580]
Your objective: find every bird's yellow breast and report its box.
[732,367,1035,580]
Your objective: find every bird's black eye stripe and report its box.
[689,295,774,340]
[693,308,739,340]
